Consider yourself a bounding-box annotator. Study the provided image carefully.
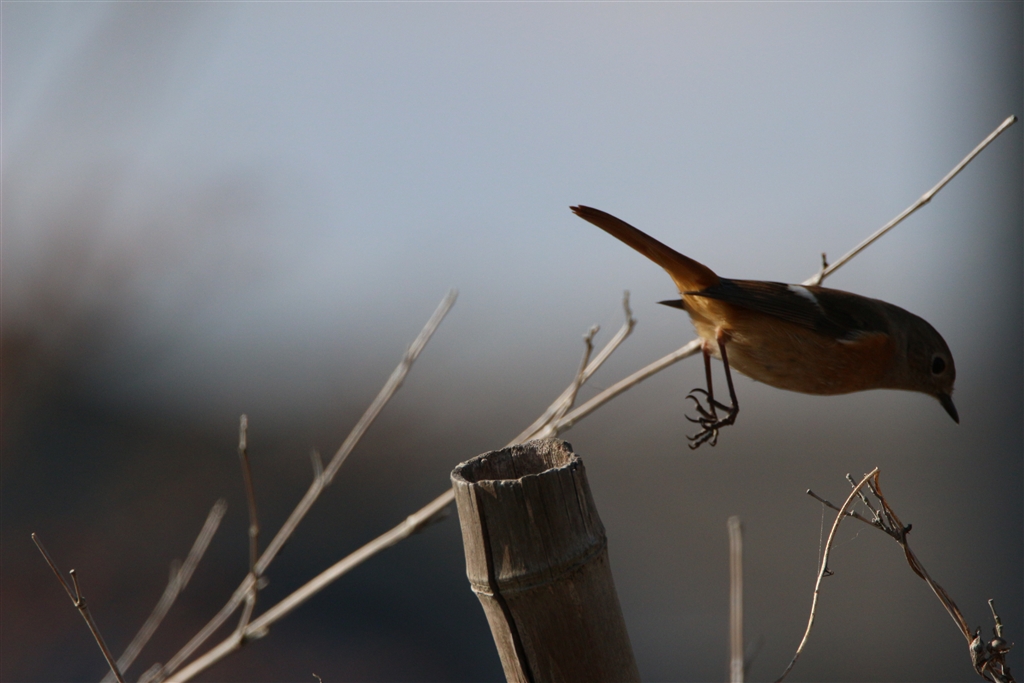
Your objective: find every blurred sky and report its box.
[2,3,1021,682]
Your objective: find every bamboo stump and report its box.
[451,438,639,683]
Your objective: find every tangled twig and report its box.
[778,470,1015,683]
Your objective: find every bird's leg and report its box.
[686,346,720,422]
[716,337,740,423]
[686,332,740,449]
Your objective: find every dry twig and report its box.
[512,291,635,443]
[235,415,260,635]
[237,416,259,577]
[867,476,1015,683]
[32,534,126,683]
[155,290,457,681]
[550,324,599,426]
[778,471,1015,683]
[100,500,227,683]
[805,114,1017,286]
[776,469,879,682]
[728,516,744,683]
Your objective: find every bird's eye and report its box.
[931,355,946,375]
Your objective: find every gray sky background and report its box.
[3,3,1021,682]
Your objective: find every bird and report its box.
[570,205,958,448]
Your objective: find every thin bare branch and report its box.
[805,115,1017,286]
[235,592,257,638]
[155,574,256,680]
[138,663,162,683]
[32,533,76,602]
[176,501,229,595]
[255,478,324,579]
[158,291,456,681]
[989,600,1004,640]
[248,487,454,637]
[513,292,636,444]
[101,500,227,682]
[589,292,637,374]
[806,489,876,528]
[814,252,829,284]
[728,516,744,683]
[869,475,972,642]
[322,289,458,485]
[846,472,881,523]
[237,415,259,576]
[552,338,703,435]
[255,289,457,579]
[235,415,260,637]
[166,489,456,683]
[776,468,879,683]
[550,325,598,426]
[31,534,126,683]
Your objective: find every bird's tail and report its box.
[570,205,719,292]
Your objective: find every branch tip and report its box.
[32,538,126,683]
[621,290,635,327]
[69,569,83,603]
[238,414,248,450]
[988,599,1004,639]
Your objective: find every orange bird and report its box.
[571,205,958,448]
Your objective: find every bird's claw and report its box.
[685,387,738,449]
[687,426,719,449]
[685,389,731,421]
[685,392,717,421]
[687,388,731,414]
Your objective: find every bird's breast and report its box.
[681,297,898,395]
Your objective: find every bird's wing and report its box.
[687,279,892,341]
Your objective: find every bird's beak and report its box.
[938,392,959,424]
[658,299,686,310]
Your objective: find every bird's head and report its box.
[901,315,958,423]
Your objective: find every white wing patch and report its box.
[787,284,820,306]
